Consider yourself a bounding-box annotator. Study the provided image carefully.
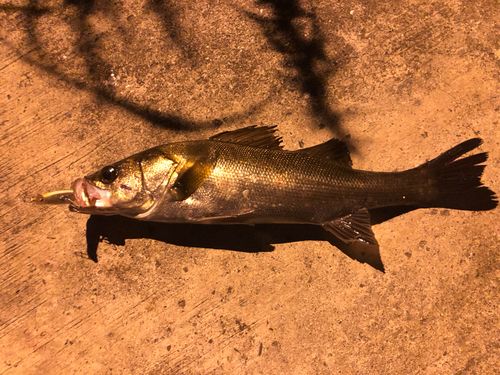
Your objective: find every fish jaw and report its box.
[72,178,112,208]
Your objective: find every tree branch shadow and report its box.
[146,0,201,65]
[243,0,349,140]
[1,1,280,131]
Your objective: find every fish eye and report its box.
[100,166,118,184]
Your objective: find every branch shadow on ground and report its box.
[146,0,200,64]
[1,1,277,131]
[3,0,352,137]
[244,0,348,139]
[85,214,387,272]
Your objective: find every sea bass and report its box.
[34,126,497,245]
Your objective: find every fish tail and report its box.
[421,138,497,211]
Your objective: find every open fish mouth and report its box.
[72,178,111,208]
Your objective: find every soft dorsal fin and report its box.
[322,208,377,245]
[210,125,283,150]
[295,138,352,166]
[169,155,216,201]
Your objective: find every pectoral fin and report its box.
[322,208,378,245]
[169,155,215,201]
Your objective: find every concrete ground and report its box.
[1,0,499,374]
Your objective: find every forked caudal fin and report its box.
[421,138,498,211]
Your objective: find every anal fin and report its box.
[322,208,378,245]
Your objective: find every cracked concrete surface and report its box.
[1,0,499,374]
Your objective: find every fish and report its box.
[34,126,497,245]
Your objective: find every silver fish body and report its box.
[38,126,498,245]
[144,140,433,224]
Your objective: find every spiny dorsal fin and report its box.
[169,155,215,201]
[295,138,352,166]
[209,125,283,150]
[322,208,377,245]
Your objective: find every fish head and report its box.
[71,149,177,217]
